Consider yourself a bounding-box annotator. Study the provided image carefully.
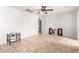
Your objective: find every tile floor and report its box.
[0,34,79,53]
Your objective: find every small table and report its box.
[7,33,21,45]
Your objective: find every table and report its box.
[7,33,21,45]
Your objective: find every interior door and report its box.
[38,19,42,34]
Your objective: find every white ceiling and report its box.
[12,6,78,15]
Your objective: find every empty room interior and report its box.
[0,6,79,53]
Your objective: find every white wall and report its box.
[0,7,38,44]
[78,8,79,40]
[42,11,77,39]
[76,10,78,40]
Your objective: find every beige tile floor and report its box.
[0,34,79,53]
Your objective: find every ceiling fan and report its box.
[40,6,53,14]
[25,6,53,14]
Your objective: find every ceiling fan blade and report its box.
[34,9,41,11]
[25,9,34,12]
[25,9,41,12]
[44,9,53,11]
